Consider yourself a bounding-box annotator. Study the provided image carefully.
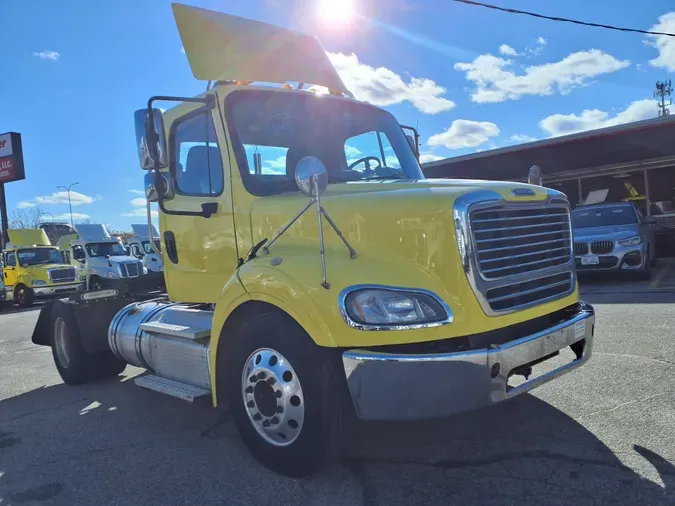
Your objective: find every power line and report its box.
[450,0,675,38]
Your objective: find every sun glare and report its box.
[317,0,355,26]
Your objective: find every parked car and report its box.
[571,202,656,278]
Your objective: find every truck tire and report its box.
[50,300,126,385]
[15,285,35,308]
[221,310,345,478]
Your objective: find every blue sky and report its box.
[2,0,675,231]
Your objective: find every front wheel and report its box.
[15,285,35,308]
[221,310,346,477]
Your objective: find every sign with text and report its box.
[0,132,25,184]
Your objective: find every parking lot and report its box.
[1,277,674,506]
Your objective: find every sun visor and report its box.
[172,3,351,96]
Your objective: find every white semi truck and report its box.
[57,224,147,290]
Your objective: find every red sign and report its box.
[0,132,25,184]
[0,157,15,182]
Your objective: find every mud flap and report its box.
[31,300,56,347]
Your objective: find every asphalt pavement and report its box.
[1,281,674,505]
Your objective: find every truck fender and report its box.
[209,265,338,406]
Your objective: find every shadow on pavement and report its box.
[0,375,672,505]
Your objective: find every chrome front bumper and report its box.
[342,303,594,421]
[33,283,83,297]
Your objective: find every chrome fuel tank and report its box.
[108,301,213,390]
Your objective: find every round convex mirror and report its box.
[295,156,328,197]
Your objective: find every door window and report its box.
[6,252,16,267]
[172,110,224,195]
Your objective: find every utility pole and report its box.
[654,80,673,117]
[56,182,79,228]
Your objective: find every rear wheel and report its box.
[15,285,35,308]
[221,309,346,477]
[50,300,126,385]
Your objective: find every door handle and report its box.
[164,231,179,264]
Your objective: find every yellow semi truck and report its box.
[31,4,595,477]
[2,229,82,307]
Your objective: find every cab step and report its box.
[134,374,210,402]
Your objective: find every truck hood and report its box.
[249,178,552,282]
[244,178,577,347]
[573,225,639,241]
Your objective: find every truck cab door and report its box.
[160,102,238,303]
[3,252,18,289]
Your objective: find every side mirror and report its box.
[406,134,417,155]
[295,156,328,197]
[134,108,168,170]
[144,172,174,202]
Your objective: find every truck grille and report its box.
[591,241,614,254]
[49,268,76,284]
[121,262,141,278]
[485,272,573,312]
[464,199,575,314]
[470,206,572,279]
[574,242,589,255]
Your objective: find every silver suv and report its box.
[571,202,656,278]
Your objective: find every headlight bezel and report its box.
[618,235,642,247]
[31,280,47,287]
[339,284,453,331]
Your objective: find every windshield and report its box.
[572,206,638,228]
[141,240,161,254]
[85,242,127,257]
[225,89,423,196]
[17,248,64,266]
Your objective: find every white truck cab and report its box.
[126,224,163,274]
[57,224,146,290]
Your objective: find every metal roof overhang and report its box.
[422,115,675,183]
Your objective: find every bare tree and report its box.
[8,207,47,229]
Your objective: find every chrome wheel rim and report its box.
[53,317,72,368]
[241,348,305,447]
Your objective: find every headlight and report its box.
[618,236,642,247]
[107,271,120,279]
[341,286,452,329]
[31,280,47,286]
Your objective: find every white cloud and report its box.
[129,197,147,207]
[33,50,60,61]
[17,201,36,209]
[53,213,90,221]
[537,37,547,45]
[34,191,95,206]
[428,120,500,150]
[419,153,444,164]
[128,189,145,195]
[539,98,656,137]
[122,208,158,218]
[123,196,158,218]
[527,37,547,56]
[455,49,629,103]
[499,44,519,57]
[345,145,362,157]
[327,52,455,114]
[510,134,538,143]
[647,12,675,71]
